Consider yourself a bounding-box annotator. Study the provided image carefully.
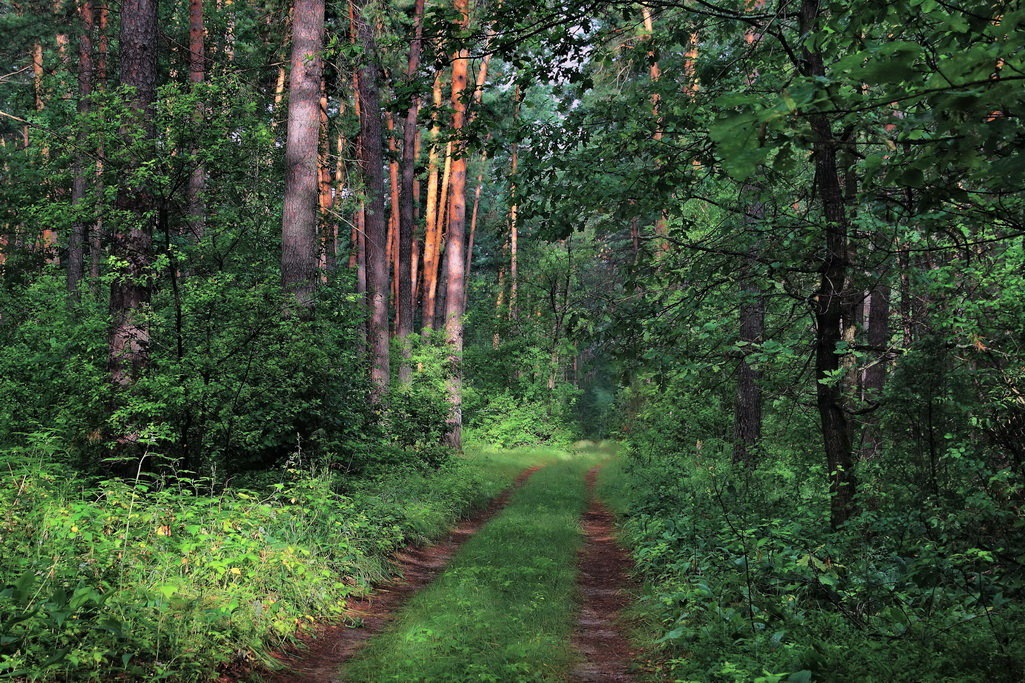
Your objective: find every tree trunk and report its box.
[354,1,390,395]
[508,89,521,320]
[464,154,486,308]
[421,71,443,332]
[861,282,890,458]
[397,0,424,384]
[443,0,471,448]
[108,0,158,396]
[430,141,453,330]
[88,4,108,285]
[67,0,95,296]
[386,112,400,317]
[733,191,764,465]
[317,76,335,276]
[186,0,206,241]
[801,0,856,529]
[281,0,324,307]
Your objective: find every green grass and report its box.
[343,450,601,682]
[0,447,555,680]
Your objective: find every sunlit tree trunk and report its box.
[280,0,324,307]
[442,0,471,448]
[420,71,443,332]
[317,76,337,275]
[430,141,453,330]
[640,5,671,253]
[386,112,400,314]
[504,87,522,322]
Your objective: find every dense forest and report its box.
[1,0,1023,679]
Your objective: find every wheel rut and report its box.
[253,466,542,682]
[570,466,638,682]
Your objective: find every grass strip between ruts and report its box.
[341,451,600,681]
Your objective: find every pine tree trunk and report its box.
[442,0,471,448]
[281,0,324,307]
[421,72,443,331]
[109,0,158,396]
[68,0,95,296]
[386,112,400,317]
[464,155,486,308]
[354,1,390,395]
[397,0,424,383]
[508,90,520,320]
[430,141,453,330]
[186,0,206,241]
[317,76,334,276]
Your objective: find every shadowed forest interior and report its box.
[1,0,1024,679]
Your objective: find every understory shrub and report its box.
[607,437,1025,682]
[0,447,524,680]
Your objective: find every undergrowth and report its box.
[603,442,1025,682]
[0,447,544,680]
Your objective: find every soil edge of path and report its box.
[570,465,639,682]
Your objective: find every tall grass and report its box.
[0,447,546,680]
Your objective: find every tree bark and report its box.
[281,0,324,307]
[860,281,890,458]
[109,0,158,395]
[430,141,453,331]
[68,0,95,296]
[88,4,108,285]
[733,191,764,465]
[186,0,206,241]
[464,154,486,307]
[317,76,336,276]
[354,1,390,395]
[801,0,857,529]
[443,0,471,448]
[508,88,521,320]
[420,71,443,332]
[386,112,400,315]
[397,0,425,383]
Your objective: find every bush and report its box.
[0,448,527,680]
[606,431,1025,681]
[465,391,579,448]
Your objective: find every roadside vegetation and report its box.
[601,420,1025,682]
[0,448,546,680]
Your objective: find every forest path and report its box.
[261,465,542,682]
[569,465,638,682]
[263,447,640,682]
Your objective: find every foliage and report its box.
[604,385,1025,681]
[0,446,536,680]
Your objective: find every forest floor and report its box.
[260,446,638,682]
